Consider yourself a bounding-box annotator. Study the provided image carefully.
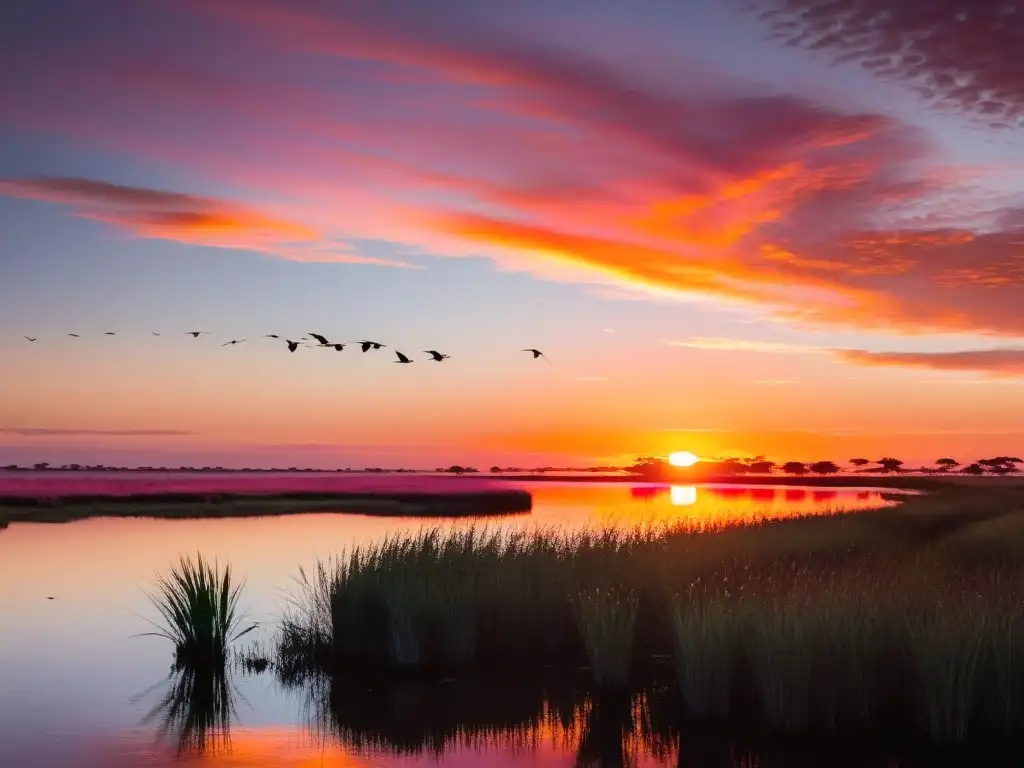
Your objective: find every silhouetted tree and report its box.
[720,458,748,475]
[490,466,503,474]
[809,461,840,475]
[745,459,775,474]
[33,462,49,471]
[876,457,904,473]
[849,458,870,470]
[935,458,960,472]
[781,461,808,475]
[446,465,468,474]
[962,463,985,476]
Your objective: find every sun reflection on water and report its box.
[669,485,697,506]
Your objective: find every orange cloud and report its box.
[664,337,818,354]
[0,176,409,266]
[9,2,1024,338]
[834,348,1024,377]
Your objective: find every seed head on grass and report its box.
[141,553,257,667]
[570,587,639,691]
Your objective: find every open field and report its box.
[278,484,1024,744]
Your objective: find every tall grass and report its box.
[276,489,1024,742]
[143,553,257,667]
[570,588,639,690]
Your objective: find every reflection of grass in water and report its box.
[136,661,238,757]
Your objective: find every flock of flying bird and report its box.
[20,330,551,364]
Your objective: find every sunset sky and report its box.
[2,0,1024,469]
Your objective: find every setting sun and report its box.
[668,451,700,467]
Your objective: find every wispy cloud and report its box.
[833,348,1024,377]
[0,177,412,266]
[751,379,800,385]
[7,1,1024,337]
[0,427,195,437]
[575,376,607,382]
[663,337,818,354]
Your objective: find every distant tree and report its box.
[809,461,841,475]
[935,458,960,472]
[625,457,666,475]
[33,462,49,471]
[961,463,985,475]
[876,458,904,473]
[781,461,808,475]
[3,464,19,471]
[849,458,870,470]
[745,459,775,474]
[720,458,749,475]
[490,466,503,474]
[447,465,467,474]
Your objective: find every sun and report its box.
[668,451,700,468]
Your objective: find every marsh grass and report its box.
[138,661,237,756]
[142,553,257,667]
[570,587,639,690]
[275,488,1024,742]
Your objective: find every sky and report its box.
[2,0,1024,469]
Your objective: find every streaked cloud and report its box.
[5,1,1024,337]
[751,379,800,386]
[575,376,607,382]
[834,348,1024,376]
[0,427,195,437]
[0,176,411,266]
[664,337,818,354]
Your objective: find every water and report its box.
[0,477,893,766]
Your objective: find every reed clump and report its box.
[143,553,257,667]
[277,488,1024,742]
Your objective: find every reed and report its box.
[570,587,639,690]
[143,553,257,667]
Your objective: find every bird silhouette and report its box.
[186,331,208,338]
[330,343,345,351]
[425,350,450,361]
[222,339,245,346]
[265,334,280,339]
[103,329,119,336]
[353,340,386,352]
[286,340,301,353]
[151,332,161,336]
[522,348,550,362]
[24,336,37,342]
[309,333,330,346]
[68,333,80,338]
[394,351,413,364]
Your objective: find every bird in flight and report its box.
[308,333,331,346]
[186,331,208,338]
[222,339,245,346]
[286,340,301,353]
[425,350,450,361]
[353,340,386,352]
[103,329,119,336]
[394,351,413,364]
[264,334,280,339]
[24,336,37,342]
[330,343,345,351]
[522,348,550,362]
[68,333,80,338]
[151,332,161,336]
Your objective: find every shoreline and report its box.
[0,489,533,524]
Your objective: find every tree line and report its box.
[626,455,1024,476]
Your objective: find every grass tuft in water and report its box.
[142,553,257,667]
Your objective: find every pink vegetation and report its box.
[0,472,513,499]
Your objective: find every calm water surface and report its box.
[0,477,894,766]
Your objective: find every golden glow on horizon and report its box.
[668,450,700,467]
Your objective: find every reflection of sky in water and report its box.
[0,480,898,767]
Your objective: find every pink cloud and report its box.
[5,0,1024,338]
[834,348,1024,376]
